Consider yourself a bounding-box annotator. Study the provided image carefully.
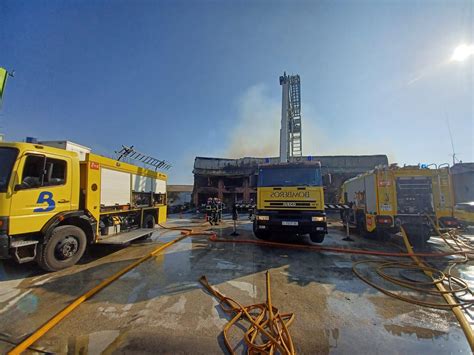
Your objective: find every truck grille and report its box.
[263,200,315,209]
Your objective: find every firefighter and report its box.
[248,198,255,220]
[216,198,223,222]
[205,198,213,223]
[211,197,219,225]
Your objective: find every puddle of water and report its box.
[0,279,23,303]
[68,329,120,354]
[215,259,241,270]
[228,280,257,298]
[384,324,448,340]
[0,290,32,315]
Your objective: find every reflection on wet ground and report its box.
[0,215,472,353]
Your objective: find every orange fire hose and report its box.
[8,219,474,353]
[8,224,216,355]
[208,234,470,258]
[209,227,474,351]
[199,272,295,354]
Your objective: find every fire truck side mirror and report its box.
[323,173,332,186]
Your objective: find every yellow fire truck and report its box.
[0,141,167,271]
[253,162,327,243]
[451,163,474,227]
[340,165,457,245]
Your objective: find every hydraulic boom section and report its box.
[279,73,302,162]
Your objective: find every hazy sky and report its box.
[1,0,473,184]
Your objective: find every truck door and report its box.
[9,153,72,235]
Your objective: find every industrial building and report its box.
[167,184,193,213]
[451,163,474,203]
[192,154,388,207]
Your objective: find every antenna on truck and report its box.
[115,145,172,171]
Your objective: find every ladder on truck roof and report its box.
[288,75,302,158]
[115,145,172,171]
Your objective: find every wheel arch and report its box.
[41,211,97,244]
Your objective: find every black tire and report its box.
[403,223,429,248]
[143,214,156,229]
[309,232,325,243]
[356,213,368,237]
[254,230,271,240]
[37,225,87,272]
[375,229,391,242]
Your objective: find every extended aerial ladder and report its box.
[279,72,302,162]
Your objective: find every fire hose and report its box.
[199,272,295,355]
[8,224,215,355]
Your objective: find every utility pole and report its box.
[446,116,457,166]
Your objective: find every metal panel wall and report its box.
[345,176,366,209]
[154,179,166,194]
[364,174,377,214]
[132,174,154,193]
[100,168,131,206]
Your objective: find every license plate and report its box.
[282,221,298,226]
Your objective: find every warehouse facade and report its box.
[192,155,389,207]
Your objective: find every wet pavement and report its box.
[0,216,472,354]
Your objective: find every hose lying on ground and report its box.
[8,224,216,355]
[199,271,295,355]
[352,224,474,350]
[209,220,474,350]
[208,233,471,258]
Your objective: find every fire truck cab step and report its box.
[11,240,39,264]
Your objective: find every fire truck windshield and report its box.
[258,166,322,187]
[0,147,18,192]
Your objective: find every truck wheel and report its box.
[356,214,367,237]
[254,230,271,240]
[309,232,325,243]
[37,226,87,272]
[376,229,390,241]
[403,223,428,248]
[143,214,156,229]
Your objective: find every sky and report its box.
[0,0,473,184]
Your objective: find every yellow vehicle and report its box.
[340,165,457,245]
[450,163,474,227]
[253,162,327,243]
[454,202,474,227]
[0,141,167,271]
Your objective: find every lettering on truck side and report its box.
[270,191,310,198]
[33,191,56,212]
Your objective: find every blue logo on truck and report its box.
[33,192,55,212]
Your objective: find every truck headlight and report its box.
[257,215,270,221]
[0,217,8,233]
[312,216,326,222]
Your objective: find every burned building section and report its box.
[192,155,388,207]
[192,157,260,208]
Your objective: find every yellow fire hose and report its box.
[7,217,474,353]
[199,272,295,355]
[353,225,474,351]
[400,224,474,350]
[8,224,215,355]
